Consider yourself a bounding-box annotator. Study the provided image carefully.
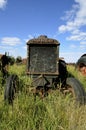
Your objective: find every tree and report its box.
[16,56,22,64]
[9,56,15,65]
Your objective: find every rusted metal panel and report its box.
[26,35,60,76]
[27,35,60,45]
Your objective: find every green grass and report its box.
[0,64,86,130]
[67,65,86,90]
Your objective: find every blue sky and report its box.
[0,0,86,63]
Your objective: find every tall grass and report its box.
[0,64,86,130]
[67,65,86,90]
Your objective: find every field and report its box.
[0,64,86,130]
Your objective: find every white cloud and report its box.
[80,41,86,44]
[1,37,21,46]
[60,52,85,63]
[0,0,7,9]
[66,31,86,41]
[58,0,86,56]
[79,45,86,50]
[80,40,86,50]
[58,0,86,36]
[61,4,79,21]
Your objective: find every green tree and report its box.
[9,56,15,65]
[16,56,22,63]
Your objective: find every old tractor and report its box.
[4,35,86,104]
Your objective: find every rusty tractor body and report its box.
[4,35,86,104]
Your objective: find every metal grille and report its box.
[29,45,58,73]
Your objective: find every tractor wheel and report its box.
[4,74,19,104]
[63,77,86,105]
